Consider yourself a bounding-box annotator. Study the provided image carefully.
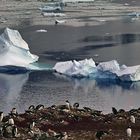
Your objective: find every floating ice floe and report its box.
[53,58,96,77]
[36,29,47,32]
[0,28,40,70]
[42,12,66,17]
[128,12,140,18]
[55,19,66,24]
[53,59,140,82]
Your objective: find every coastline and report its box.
[1,104,140,139]
[0,0,140,29]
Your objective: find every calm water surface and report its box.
[1,18,140,114]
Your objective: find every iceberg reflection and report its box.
[54,73,140,113]
[0,73,29,113]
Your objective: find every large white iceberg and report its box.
[53,59,140,82]
[0,28,38,67]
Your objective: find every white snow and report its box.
[0,28,38,67]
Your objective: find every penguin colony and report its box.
[0,103,140,139]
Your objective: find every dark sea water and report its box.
[1,18,140,114]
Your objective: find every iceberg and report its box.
[97,60,140,81]
[0,28,38,67]
[96,60,120,80]
[97,60,120,73]
[53,59,140,82]
[53,58,96,77]
[116,65,140,82]
[1,28,140,82]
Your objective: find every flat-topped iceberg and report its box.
[53,59,140,82]
[0,28,38,67]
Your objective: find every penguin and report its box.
[12,126,20,137]
[51,105,56,110]
[95,130,109,140]
[28,121,41,137]
[3,121,16,138]
[10,108,18,117]
[130,115,135,124]
[83,107,92,112]
[0,112,3,122]
[28,105,35,110]
[112,107,118,115]
[55,132,68,140]
[26,105,35,114]
[29,121,35,131]
[0,124,3,137]
[36,104,44,111]
[73,103,79,109]
[118,109,125,113]
[62,132,68,140]
[65,100,71,110]
[126,126,132,137]
[48,129,57,137]
[8,118,14,125]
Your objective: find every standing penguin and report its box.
[95,130,109,140]
[130,115,135,124]
[8,118,14,125]
[73,103,79,109]
[65,100,71,110]
[0,112,3,122]
[29,121,35,131]
[10,108,18,117]
[126,126,132,137]
[112,107,118,115]
[12,126,20,137]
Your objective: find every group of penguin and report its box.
[95,107,138,140]
[0,105,68,139]
[65,101,140,140]
[0,108,19,138]
[0,101,140,139]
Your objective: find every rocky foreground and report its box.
[0,102,140,140]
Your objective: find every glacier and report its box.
[0,28,38,67]
[53,59,140,82]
